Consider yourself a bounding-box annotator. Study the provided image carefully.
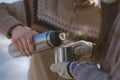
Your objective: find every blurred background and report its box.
[0,1,30,80]
[0,0,18,3]
[0,34,30,80]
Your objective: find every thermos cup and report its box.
[54,47,74,63]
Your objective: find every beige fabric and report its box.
[28,49,59,80]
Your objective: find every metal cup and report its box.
[54,47,73,63]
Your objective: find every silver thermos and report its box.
[8,31,66,58]
[54,47,74,63]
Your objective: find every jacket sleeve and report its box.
[72,62,119,80]
[0,1,26,38]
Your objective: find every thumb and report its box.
[50,63,59,72]
[50,62,70,72]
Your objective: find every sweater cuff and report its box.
[72,62,98,79]
[7,24,24,38]
[1,16,23,38]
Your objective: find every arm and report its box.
[0,2,38,56]
[0,3,22,38]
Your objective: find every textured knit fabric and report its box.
[0,2,23,38]
[0,0,101,41]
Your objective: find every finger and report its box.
[12,39,21,54]
[50,63,63,72]
[21,37,33,56]
[16,40,27,56]
[27,35,35,54]
[50,64,57,72]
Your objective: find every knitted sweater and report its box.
[0,0,101,41]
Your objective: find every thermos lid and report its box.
[49,31,66,47]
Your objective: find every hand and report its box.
[50,62,78,79]
[64,40,93,56]
[11,25,38,56]
[72,40,93,56]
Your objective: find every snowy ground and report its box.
[0,34,30,80]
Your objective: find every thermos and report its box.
[8,31,66,58]
[54,47,74,63]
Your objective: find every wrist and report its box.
[10,24,24,36]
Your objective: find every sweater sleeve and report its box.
[73,62,120,80]
[0,3,23,38]
[72,62,111,80]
